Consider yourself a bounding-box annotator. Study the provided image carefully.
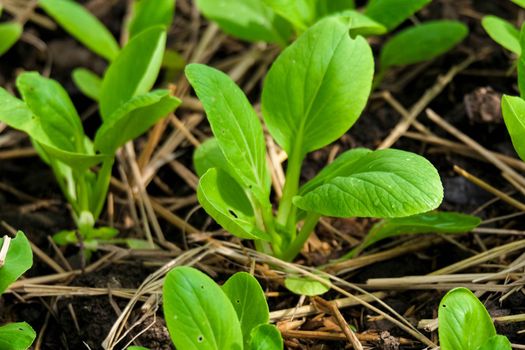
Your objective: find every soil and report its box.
[0,0,524,349]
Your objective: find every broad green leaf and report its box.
[0,22,22,56]
[477,335,512,350]
[0,322,36,350]
[380,20,468,70]
[511,0,525,8]
[482,16,520,55]
[263,0,317,31]
[163,267,243,350]
[198,169,271,241]
[343,10,387,37]
[294,149,443,218]
[222,272,269,347]
[100,26,166,120]
[438,288,496,350]
[350,212,481,257]
[39,0,119,61]
[262,17,374,157]
[364,0,430,31]
[186,64,271,203]
[195,0,292,45]
[72,68,101,101]
[300,148,372,195]
[0,232,32,294]
[193,138,235,178]
[95,90,180,153]
[16,72,85,153]
[284,276,329,296]
[128,0,175,38]
[501,95,525,161]
[249,324,283,350]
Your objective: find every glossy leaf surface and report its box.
[0,322,36,350]
[482,15,521,55]
[364,0,430,31]
[501,95,525,161]
[0,232,32,294]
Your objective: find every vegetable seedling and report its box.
[0,231,36,350]
[0,26,181,246]
[438,288,512,350]
[189,17,444,261]
[155,267,282,350]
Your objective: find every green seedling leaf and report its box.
[52,230,77,246]
[162,49,186,71]
[316,0,355,16]
[477,335,512,350]
[512,0,525,8]
[125,239,156,249]
[186,64,271,203]
[72,68,102,101]
[222,272,269,347]
[294,149,443,218]
[343,10,387,37]
[350,212,481,257]
[249,324,283,350]
[0,232,32,294]
[262,16,374,157]
[195,0,292,45]
[100,26,166,120]
[284,276,330,296]
[193,138,234,177]
[482,15,521,55]
[0,22,22,56]
[518,24,525,98]
[198,169,271,241]
[0,322,36,350]
[128,0,175,38]
[39,0,119,61]
[364,0,430,31]
[438,288,496,350]
[163,266,243,350]
[380,20,468,70]
[95,90,180,153]
[501,95,525,161]
[263,0,317,32]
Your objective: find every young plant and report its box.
[158,267,282,350]
[0,231,36,350]
[194,0,467,83]
[189,17,444,261]
[438,288,512,350]
[0,25,181,245]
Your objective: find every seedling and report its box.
[0,25,181,245]
[0,231,36,350]
[189,17,443,261]
[438,288,512,350]
[156,267,282,350]
[195,0,467,83]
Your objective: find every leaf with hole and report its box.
[163,267,243,350]
[222,272,269,347]
[294,149,443,218]
[0,322,36,350]
[262,16,374,157]
[39,0,120,61]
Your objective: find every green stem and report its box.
[276,148,304,232]
[280,212,320,261]
[92,159,115,221]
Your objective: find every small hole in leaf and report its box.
[228,209,238,218]
[236,299,240,304]
[442,304,447,308]
[197,335,204,343]
[200,285,204,289]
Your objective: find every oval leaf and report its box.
[249,324,283,350]
[128,0,175,38]
[482,15,521,55]
[39,0,119,61]
[262,17,374,156]
[198,169,271,241]
[0,322,36,350]
[195,0,292,45]
[380,20,468,70]
[263,0,317,32]
[95,90,180,153]
[186,64,271,203]
[294,149,443,218]
[501,95,525,161]
[438,288,496,350]
[72,68,102,101]
[0,232,32,294]
[163,267,243,350]
[364,0,430,31]
[222,272,269,347]
[100,26,166,120]
[0,22,22,56]
[284,276,330,296]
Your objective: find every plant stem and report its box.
[280,212,320,261]
[92,159,115,220]
[277,148,304,232]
